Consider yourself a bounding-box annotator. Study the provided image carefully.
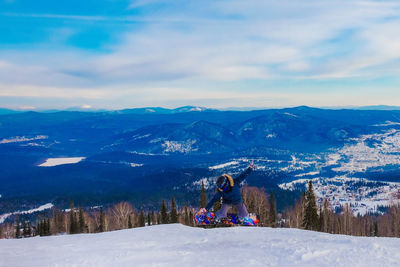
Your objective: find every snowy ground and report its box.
[1,224,400,267]
[38,157,86,167]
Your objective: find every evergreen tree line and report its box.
[1,197,196,239]
[14,219,34,238]
[35,219,51,236]
[2,181,400,239]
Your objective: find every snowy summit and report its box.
[1,224,400,267]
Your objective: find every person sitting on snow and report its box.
[202,161,254,221]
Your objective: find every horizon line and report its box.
[2,104,400,113]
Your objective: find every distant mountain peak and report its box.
[116,106,212,114]
[172,106,210,112]
[290,105,320,111]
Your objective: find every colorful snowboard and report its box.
[194,210,259,226]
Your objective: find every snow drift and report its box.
[1,224,400,267]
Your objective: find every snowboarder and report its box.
[201,161,255,223]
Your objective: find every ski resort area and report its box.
[280,176,400,216]
[1,224,400,267]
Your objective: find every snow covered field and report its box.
[209,161,240,170]
[0,135,48,144]
[1,224,400,267]
[38,157,86,167]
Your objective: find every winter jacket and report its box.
[206,167,252,210]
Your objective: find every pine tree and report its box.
[69,202,78,234]
[302,180,320,231]
[27,222,32,237]
[99,207,105,232]
[41,219,46,236]
[156,212,161,225]
[299,191,306,227]
[160,200,169,224]
[41,220,46,236]
[269,192,277,227]
[23,220,29,237]
[151,211,156,225]
[200,181,207,208]
[15,218,21,239]
[170,197,178,223]
[319,205,324,232]
[41,219,47,236]
[374,221,379,237]
[147,213,152,226]
[78,207,86,233]
[189,210,194,226]
[184,207,190,226]
[139,211,146,227]
[35,221,41,236]
[46,218,51,236]
[128,215,133,228]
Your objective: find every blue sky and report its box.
[0,0,400,110]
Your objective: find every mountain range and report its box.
[1,106,400,216]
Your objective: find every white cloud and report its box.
[1,0,400,108]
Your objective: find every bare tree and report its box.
[343,204,353,235]
[108,202,134,230]
[1,223,15,239]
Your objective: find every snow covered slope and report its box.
[0,203,54,223]
[1,224,400,267]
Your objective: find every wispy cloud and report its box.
[1,0,400,108]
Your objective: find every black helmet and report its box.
[216,174,234,192]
